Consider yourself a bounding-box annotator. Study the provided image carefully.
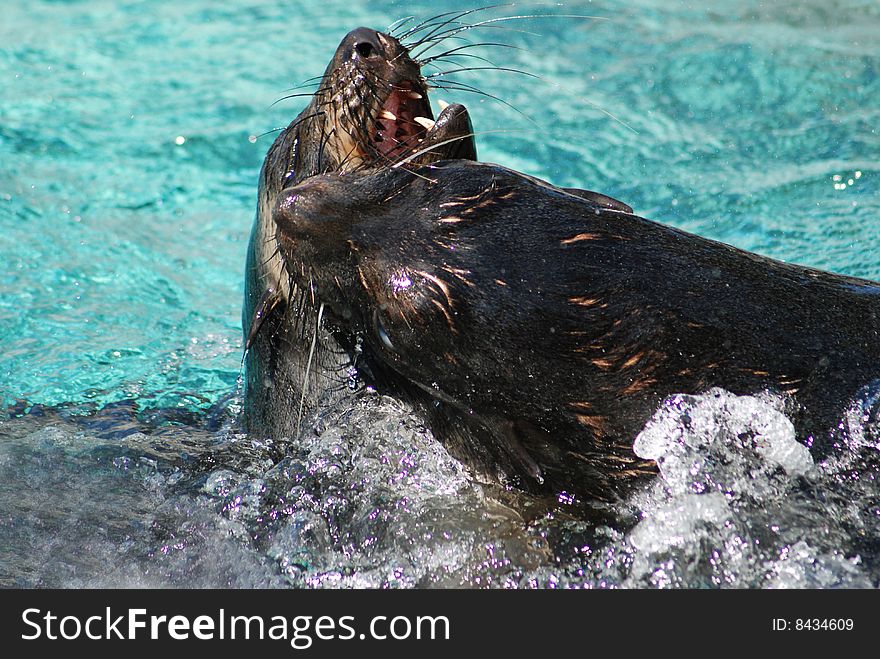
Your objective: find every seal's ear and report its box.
[563,188,633,214]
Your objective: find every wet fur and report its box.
[243,24,480,440]
[272,162,880,499]
[244,16,880,501]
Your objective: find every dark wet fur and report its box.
[271,162,880,500]
[243,15,880,502]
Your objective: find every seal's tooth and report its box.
[413,116,436,130]
[407,91,423,99]
[438,99,450,110]
[379,110,397,121]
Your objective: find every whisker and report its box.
[391,134,475,168]
[426,47,635,135]
[397,5,511,44]
[429,80,538,125]
[258,243,282,269]
[297,301,324,434]
[391,127,525,169]
[407,6,610,64]
[395,11,462,41]
[317,124,335,172]
[386,15,417,35]
[251,127,285,142]
[537,76,640,135]
[420,53,501,71]
[406,20,542,56]
[426,65,541,81]
[287,73,331,90]
[270,91,323,109]
[416,12,607,53]
[417,41,524,66]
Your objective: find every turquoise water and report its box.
[2,0,878,412]
[1,1,880,588]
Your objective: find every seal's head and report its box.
[263,27,478,194]
[318,28,449,167]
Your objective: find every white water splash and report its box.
[623,389,871,588]
[2,387,878,588]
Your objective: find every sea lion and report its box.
[243,26,625,443]
[243,27,479,437]
[269,161,880,500]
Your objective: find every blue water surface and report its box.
[1,0,878,412]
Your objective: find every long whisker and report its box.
[429,80,538,125]
[426,65,541,81]
[297,301,324,434]
[250,127,284,142]
[397,5,511,44]
[539,76,640,135]
[317,124,335,172]
[406,20,542,55]
[407,6,611,66]
[421,53,502,71]
[413,13,607,56]
[254,109,326,145]
[391,128,525,169]
[432,56,636,135]
[394,10,467,41]
[270,91,324,108]
[417,41,524,66]
[386,15,417,35]
[391,133,476,169]
[285,73,331,90]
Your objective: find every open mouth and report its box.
[371,83,436,160]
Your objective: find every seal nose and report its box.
[348,27,383,60]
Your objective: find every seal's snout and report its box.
[274,179,324,234]
[273,176,352,261]
[346,27,384,61]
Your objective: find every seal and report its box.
[243,25,627,442]
[243,26,481,438]
[270,161,880,500]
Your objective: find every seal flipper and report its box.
[563,188,633,214]
[245,288,285,352]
